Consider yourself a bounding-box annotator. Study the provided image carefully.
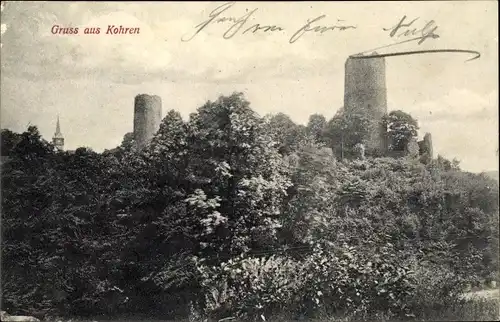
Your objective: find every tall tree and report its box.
[324,108,371,160]
[306,114,327,144]
[265,113,309,155]
[1,129,22,156]
[384,110,419,151]
[184,93,291,258]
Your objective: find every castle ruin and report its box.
[418,133,433,162]
[344,55,433,160]
[133,94,162,149]
[344,55,388,153]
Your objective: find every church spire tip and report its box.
[55,115,61,135]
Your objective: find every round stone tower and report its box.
[133,94,162,149]
[344,55,388,153]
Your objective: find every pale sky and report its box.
[0,1,498,172]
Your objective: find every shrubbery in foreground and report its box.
[194,243,416,321]
[1,93,498,321]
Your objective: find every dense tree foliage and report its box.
[264,112,312,155]
[1,93,498,321]
[323,108,372,159]
[384,110,419,151]
[306,114,327,144]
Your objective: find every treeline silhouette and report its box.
[1,93,498,321]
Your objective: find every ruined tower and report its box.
[418,132,433,163]
[344,55,388,153]
[52,115,64,151]
[133,94,162,149]
[421,133,433,158]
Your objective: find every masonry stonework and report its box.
[343,55,434,161]
[344,56,388,154]
[133,94,162,149]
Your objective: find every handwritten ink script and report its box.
[352,15,480,61]
[384,15,440,45]
[181,2,357,43]
[289,16,357,44]
[181,2,480,62]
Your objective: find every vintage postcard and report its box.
[1,1,498,321]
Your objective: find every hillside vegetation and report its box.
[1,93,499,321]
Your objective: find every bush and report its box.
[2,103,498,320]
[195,242,417,321]
[299,243,416,320]
[407,261,466,315]
[194,254,304,321]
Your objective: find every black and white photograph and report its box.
[0,1,498,321]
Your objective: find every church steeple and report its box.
[52,115,64,151]
[55,116,61,135]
